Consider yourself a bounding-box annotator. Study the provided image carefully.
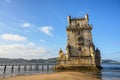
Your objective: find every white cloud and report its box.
[22,22,32,28]
[39,26,53,36]
[1,34,27,42]
[27,42,35,46]
[0,44,47,59]
[40,39,45,42]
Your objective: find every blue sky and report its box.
[0,0,120,61]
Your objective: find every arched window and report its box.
[78,37,82,41]
[78,37,83,45]
[78,47,81,51]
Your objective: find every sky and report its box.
[0,0,120,61]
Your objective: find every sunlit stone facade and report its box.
[56,14,101,70]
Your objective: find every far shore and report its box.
[0,71,101,80]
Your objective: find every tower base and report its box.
[53,65,102,72]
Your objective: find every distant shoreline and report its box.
[0,71,101,80]
[0,58,119,64]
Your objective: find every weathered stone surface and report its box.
[56,14,101,70]
[53,65,102,72]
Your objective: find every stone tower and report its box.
[56,14,101,70]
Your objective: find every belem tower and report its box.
[55,14,102,70]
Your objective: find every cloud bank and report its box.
[1,34,27,42]
[0,43,48,59]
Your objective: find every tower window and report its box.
[76,31,80,35]
[78,47,81,51]
[78,37,82,41]
[78,37,83,45]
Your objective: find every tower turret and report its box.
[68,16,71,25]
[85,14,89,22]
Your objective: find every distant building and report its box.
[56,14,101,70]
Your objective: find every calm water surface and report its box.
[101,64,120,80]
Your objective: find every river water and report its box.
[101,64,120,80]
[0,64,120,80]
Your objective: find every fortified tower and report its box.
[56,14,101,70]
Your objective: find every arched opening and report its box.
[78,37,83,45]
[78,47,81,51]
